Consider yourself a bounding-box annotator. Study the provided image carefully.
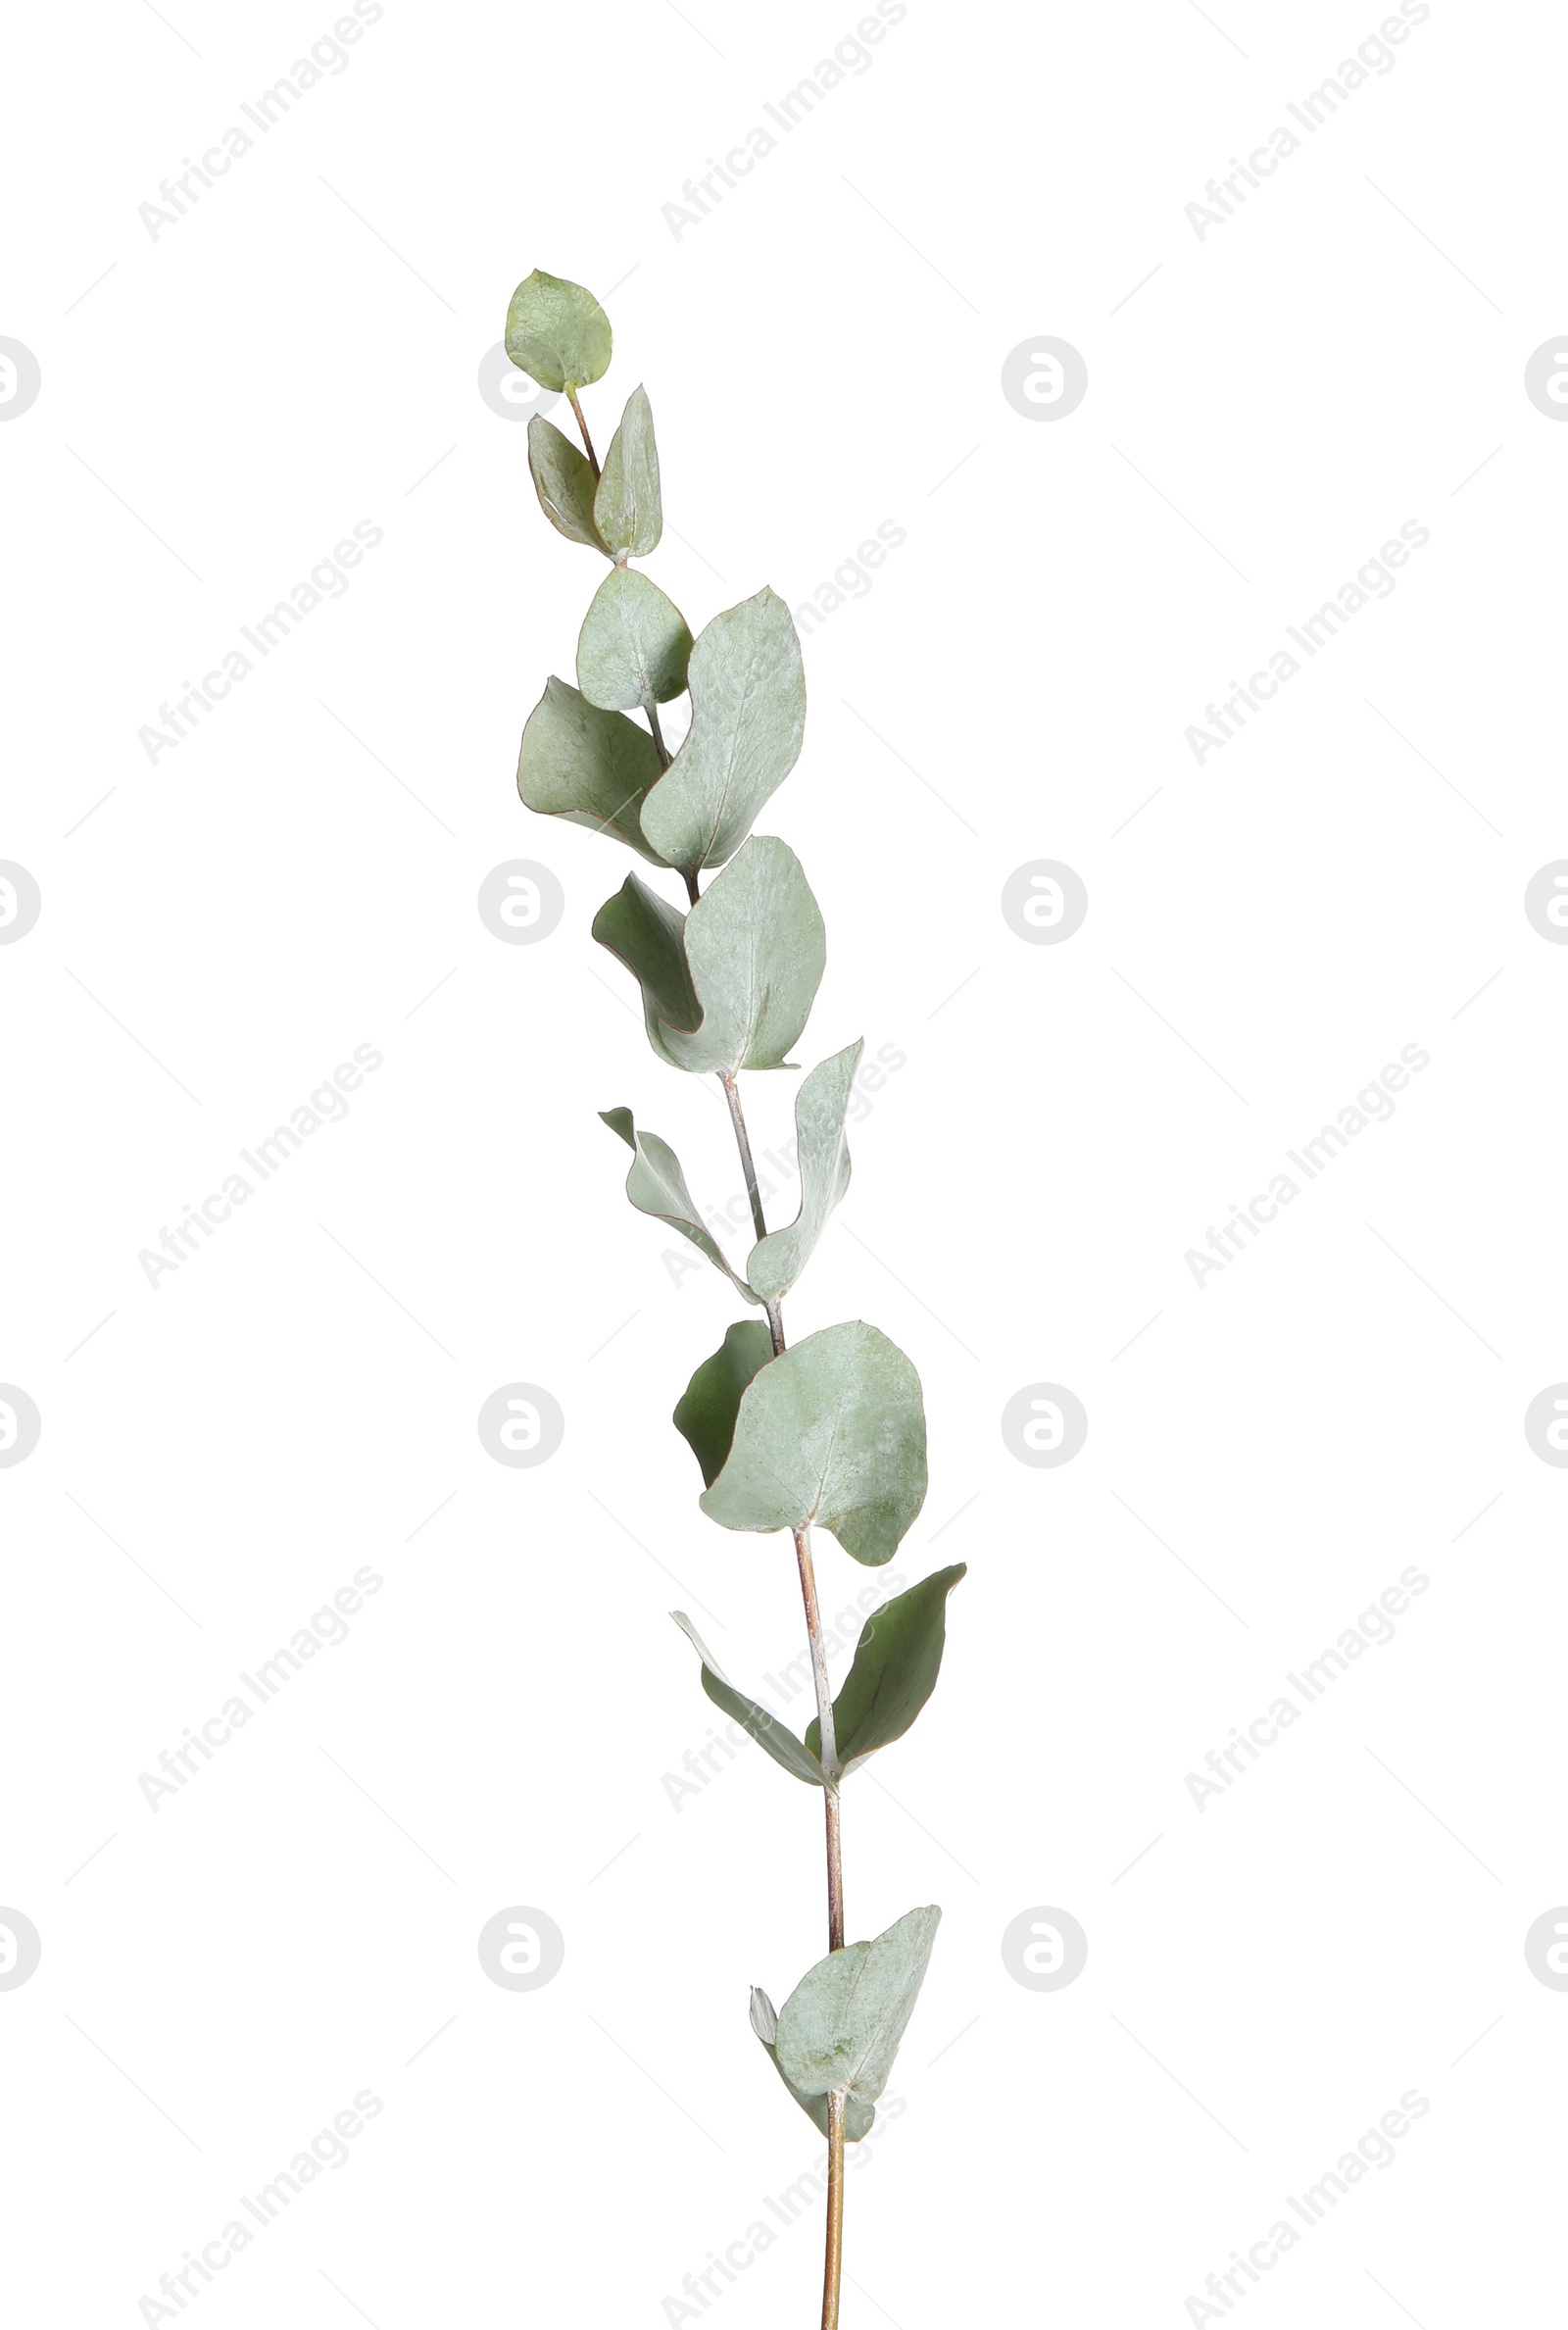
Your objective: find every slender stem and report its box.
[720,1071,769,1247]
[566,386,599,478]
[647,700,670,769]
[822,2092,846,2330]
[708,1022,846,2330]
[793,1525,841,1848]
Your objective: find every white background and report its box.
[4,2,1565,2323]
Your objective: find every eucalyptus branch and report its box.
[507,267,965,2330]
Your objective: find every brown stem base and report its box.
[821,2090,846,2330]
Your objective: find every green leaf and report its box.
[669,1612,826,1788]
[747,1041,860,1301]
[594,385,662,558]
[640,588,807,872]
[750,1989,875,2142]
[674,840,825,1073]
[700,1321,928,1566]
[517,677,669,866]
[527,416,609,553]
[593,839,825,1077]
[805,1564,966,1777]
[505,269,612,393]
[601,1108,759,1302]
[775,1906,941,2106]
[577,567,691,711]
[674,1321,775,1487]
[593,874,701,1043]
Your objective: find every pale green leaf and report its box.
[640,588,807,871]
[671,841,824,1073]
[806,1564,966,1777]
[674,1321,775,1487]
[601,1108,759,1302]
[592,874,700,1048]
[700,1321,928,1566]
[577,567,691,711]
[669,1613,826,1788]
[527,417,609,553]
[505,269,612,392]
[750,1989,875,2142]
[747,1041,860,1301]
[593,839,825,1077]
[774,1906,941,2105]
[517,677,669,866]
[594,385,662,558]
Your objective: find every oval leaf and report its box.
[673,840,825,1073]
[505,269,612,393]
[750,1988,875,2142]
[700,1320,928,1565]
[747,1041,860,1301]
[577,567,691,711]
[669,1613,826,1788]
[594,839,825,1077]
[593,873,701,1044]
[527,416,609,553]
[517,676,668,865]
[640,588,807,872]
[601,1108,759,1302]
[674,1321,775,1487]
[805,1563,966,1776]
[775,1906,941,2105]
[594,385,662,558]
